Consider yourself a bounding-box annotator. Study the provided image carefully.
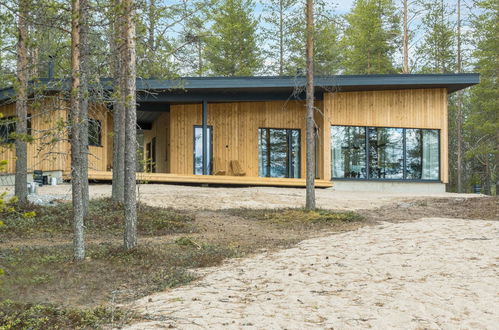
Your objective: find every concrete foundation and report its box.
[0,170,64,186]
[333,180,446,194]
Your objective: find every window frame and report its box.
[258,127,301,179]
[331,124,441,182]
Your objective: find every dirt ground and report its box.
[0,183,483,210]
[1,184,497,328]
[125,217,499,329]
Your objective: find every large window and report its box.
[259,128,300,178]
[332,125,440,181]
[193,125,213,175]
[331,126,366,178]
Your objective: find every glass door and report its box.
[259,128,300,178]
[193,125,212,175]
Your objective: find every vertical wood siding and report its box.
[169,100,324,178]
[0,97,112,174]
[323,88,449,183]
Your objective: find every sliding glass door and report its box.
[259,128,300,178]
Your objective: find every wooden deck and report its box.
[81,171,333,188]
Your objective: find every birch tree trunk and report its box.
[79,0,89,214]
[123,0,137,250]
[111,0,125,202]
[402,0,409,73]
[15,0,28,204]
[305,0,315,210]
[71,0,85,261]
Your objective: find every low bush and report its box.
[227,208,364,225]
[0,198,195,237]
[0,300,130,329]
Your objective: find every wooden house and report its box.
[0,74,479,191]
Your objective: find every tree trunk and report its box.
[79,0,89,215]
[111,0,125,202]
[15,0,28,204]
[279,0,284,76]
[305,0,315,210]
[402,0,409,73]
[456,0,463,192]
[71,0,85,261]
[123,0,137,250]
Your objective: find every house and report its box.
[0,73,479,192]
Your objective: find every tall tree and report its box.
[111,0,125,202]
[414,0,455,73]
[455,0,463,192]
[14,0,28,203]
[70,0,85,261]
[305,0,315,210]
[402,0,409,73]
[79,0,89,214]
[123,0,137,250]
[465,0,498,195]
[287,0,342,75]
[341,0,399,74]
[204,0,262,76]
[261,0,299,75]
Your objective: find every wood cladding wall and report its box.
[0,98,69,173]
[143,112,170,173]
[169,100,325,178]
[0,98,112,174]
[323,88,449,183]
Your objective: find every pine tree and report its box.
[15,0,29,204]
[414,0,455,73]
[286,0,342,75]
[123,0,138,250]
[465,0,498,195]
[261,0,299,75]
[204,0,262,76]
[341,0,399,74]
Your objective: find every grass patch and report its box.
[0,198,195,237]
[0,241,240,307]
[226,208,364,226]
[0,300,131,329]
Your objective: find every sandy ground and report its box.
[0,183,482,210]
[125,217,499,330]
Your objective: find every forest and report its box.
[0,0,497,195]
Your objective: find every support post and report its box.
[202,100,208,175]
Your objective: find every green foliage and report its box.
[0,300,128,330]
[415,0,456,73]
[285,0,343,75]
[341,0,400,74]
[0,198,194,237]
[205,0,262,76]
[464,0,498,193]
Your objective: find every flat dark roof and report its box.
[0,73,480,105]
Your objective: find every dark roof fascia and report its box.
[0,73,480,104]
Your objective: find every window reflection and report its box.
[194,126,212,175]
[259,128,300,178]
[331,126,366,178]
[331,125,439,181]
[368,127,404,179]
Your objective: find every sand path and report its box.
[124,217,499,329]
[0,183,481,210]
